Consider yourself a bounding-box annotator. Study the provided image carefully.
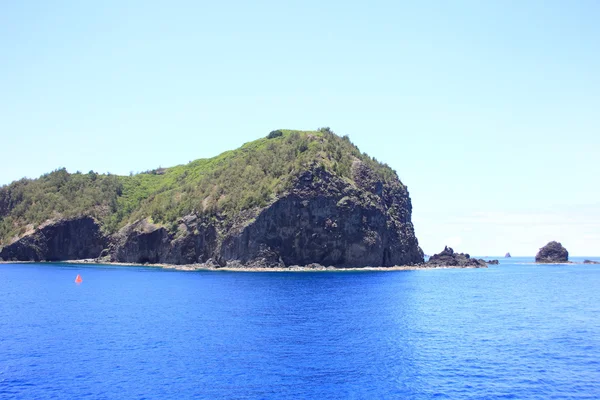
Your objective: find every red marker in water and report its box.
[75,274,83,284]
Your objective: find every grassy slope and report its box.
[0,129,401,245]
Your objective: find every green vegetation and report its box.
[267,130,283,139]
[0,129,400,245]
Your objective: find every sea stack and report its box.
[535,241,569,263]
[505,252,511,258]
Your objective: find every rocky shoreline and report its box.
[0,259,486,272]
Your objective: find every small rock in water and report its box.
[426,246,487,268]
[505,252,511,258]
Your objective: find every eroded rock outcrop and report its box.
[583,260,599,264]
[426,246,487,268]
[535,241,569,263]
[0,217,106,261]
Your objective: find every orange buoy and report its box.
[75,274,83,283]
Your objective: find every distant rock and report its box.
[505,252,511,258]
[486,259,499,265]
[426,246,487,268]
[535,241,569,263]
[583,260,600,264]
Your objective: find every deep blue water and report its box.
[1,257,599,399]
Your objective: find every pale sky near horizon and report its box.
[1,1,599,256]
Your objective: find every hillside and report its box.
[0,128,424,268]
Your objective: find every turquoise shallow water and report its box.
[1,257,599,399]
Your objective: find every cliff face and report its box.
[0,217,106,261]
[220,166,422,267]
[109,216,218,265]
[0,130,424,268]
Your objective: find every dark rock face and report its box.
[109,216,218,265]
[219,166,422,268]
[486,259,499,265]
[0,217,106,262]
[1,165,424,269]
[505,252,511,258]
[426,246,487,268]
[535,241,569,263]
[583,260,600,264]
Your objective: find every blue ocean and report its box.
[1,258,599,399]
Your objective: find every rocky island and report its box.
[535,241,569,263]
[0,129,424,269]
[426,246,487,268]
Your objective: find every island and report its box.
[0,129,425,269]
[535,241,569,263]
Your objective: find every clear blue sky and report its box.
[1,1,599,256]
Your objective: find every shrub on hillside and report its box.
[267,130,283,139]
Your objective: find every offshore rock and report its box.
[535,241,569,263]
[426,246,487,268]
[583,260,600,264]
[486,259,499,265]
[0,217,106,262]
[505,252,511,258]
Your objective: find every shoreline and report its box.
[0,259,487,272]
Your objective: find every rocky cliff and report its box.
[0,217,106,262]
[0,130,424,268]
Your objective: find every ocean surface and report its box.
[1,257,599,399]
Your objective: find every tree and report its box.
[267,130,283,139]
